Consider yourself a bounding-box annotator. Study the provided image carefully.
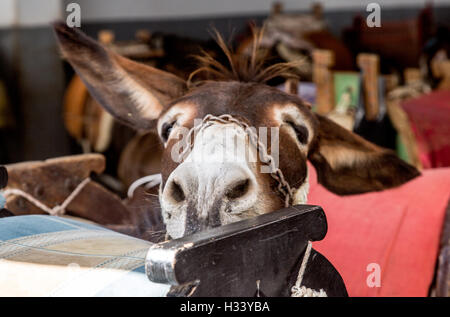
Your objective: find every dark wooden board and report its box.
[1,166,12,218]
[0,166,7,189]
[0,209,14,218]
[147,204,347,297]
[436,200,450,297]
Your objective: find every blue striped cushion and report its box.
[0,215,169,296]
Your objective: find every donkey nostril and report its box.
[226,179,250,200]
[170,181,186,203]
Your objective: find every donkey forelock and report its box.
[186,29,304,86]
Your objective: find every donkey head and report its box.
[55,24,419,239]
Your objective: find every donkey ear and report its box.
[308,114,420,195]
[54,23,186,130]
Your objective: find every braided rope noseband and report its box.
[178,114,294,208]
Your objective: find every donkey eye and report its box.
[287,121,309,145]
[161,121,175,142]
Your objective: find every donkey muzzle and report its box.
[161,161,258,238]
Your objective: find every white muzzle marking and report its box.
[161,122,259,238]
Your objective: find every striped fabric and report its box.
[0,215,170,297]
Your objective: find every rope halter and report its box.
[177,114,294,208]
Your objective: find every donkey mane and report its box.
[187,29,303,87]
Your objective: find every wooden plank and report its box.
[271,2,283,16]
[357,53,380,120]
[63,75,89,141]
[1,166,12,218]
[383,74,399,92]
[404,68,422,85]
[98,30,115,44]
[431,57,450,90]
[312,3,323,20]
[0,208,13,218]
[312,49,334,115]
[436,200,450,297]
[147,204,347,297]
[284,78,299,95]
[4,154,134,225]
[437,61,450,91]
[0,166,6,189]
[436,246,450,297]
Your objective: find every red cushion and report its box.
[308,163,450,296]
[401,90,450,169]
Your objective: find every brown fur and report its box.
[55,22,186,130]
[118,132,164,188]
[308,114,420,195]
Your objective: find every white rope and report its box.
[292,285,327,297]
[291,241,327,297]
[1,178,91,216]
[256,280,261,297]
[127,174,162,199]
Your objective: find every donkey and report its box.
[54,23,419,240]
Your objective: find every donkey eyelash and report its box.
[161,120,176,142]
[286,121,309,145]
